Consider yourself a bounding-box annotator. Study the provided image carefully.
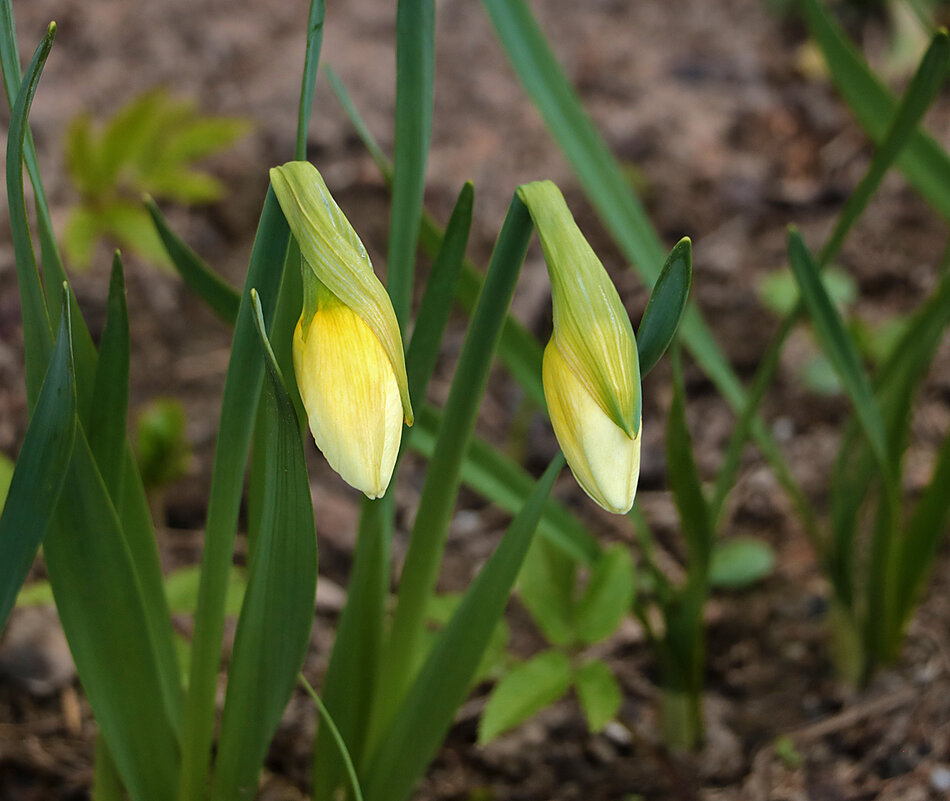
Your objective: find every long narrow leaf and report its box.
[87,253,130,495]
[800,0,950,221]
[178,188,290,801]
[0,311,75,632]
[637,238,692,376]
[145,196,240,325]
[211,293,317,801]
[387,0,435,326]
[364,455,564,801]
[295,0,326,160]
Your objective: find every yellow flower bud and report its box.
[519,180,642,514]
[271,161,412,498]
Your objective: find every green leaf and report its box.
[178,187,290,801]
[164,565,247,618]
[62,206,103,270]
[757,266,857,317]
[799,0,950,222]
[211,293,318,801]
[478,650,573,744]
[709,538,776,589]
[666,348,713,573]
[0,453,13,511]
[46,429,180,801]
[144,196,241,325]
[299,675,365,801]
[387,0,435,326]
[362,454,562,801]
[574,544,635,645]
[135,398,190,490]
[160,117,252,165]
[517,536,577,646]
[296,1,326,160]
[787,230,890,471]
[380,196,534,724]
[87,253,130,496]
[6,22,56,403]
[141,168,223,204]
[574,659,622,733]
[63,114,106,195]
[0,310,75,633]
[99,201,174,267]
[637,238,692,376]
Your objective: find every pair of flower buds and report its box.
[271,162,641,515]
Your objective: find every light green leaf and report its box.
[574,659,622,733]
[758,266,857,317]
[574,544,635,645]
[164,565,247,618]
[478,650,573,744]
[709,538,776,589]
[518,536,577,646]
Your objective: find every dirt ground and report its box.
[2,0,950,799]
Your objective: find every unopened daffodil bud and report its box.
[271,161,412,499]
[518,180,641,514]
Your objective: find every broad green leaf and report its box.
[799,0,950,221]
[135,398,190,490]
[574,659,622,733]
[478,650,573,744]
[387,0,435,326]
[145,196,241,325]
[142,168,223,204]
[363,456,562,801]
[178,187,290,801]
[380,196,534,724]
[92,735,124,801]
[517,536,577,646]
[800,353,843,396]
[0,311,75,633]
[637,238,692,376]
[211,293,318,801]
[46,426,179,801]
[100,201,174,267]
[667,348,713,573]
[709,538,776,589]
[87,253,130,495]
[63,206,103,269]
[164,565,247,618]
[574,544,635,645]
[63,113,106,195]
[160,117,252,165]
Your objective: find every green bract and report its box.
[269,161,413,426]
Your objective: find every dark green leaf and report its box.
[0,311,75,633]
[637,238,692,376]
[211,293,317,801]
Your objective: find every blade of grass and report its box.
[312,183,474,798]
[387,0,435,327]
[364,455,564,801]
[799,0,950,221]
[211,293,317,801]
[376,194,533,742]
[178,188,290,801]
[0,309,75,633]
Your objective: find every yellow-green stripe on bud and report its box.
[271,161,412,498]
[518,180,642,514]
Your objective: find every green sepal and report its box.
[269,161,413,425]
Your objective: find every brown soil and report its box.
[2,0,950,799]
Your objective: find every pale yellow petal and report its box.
[543,340,640,514]
[293,308,403,499]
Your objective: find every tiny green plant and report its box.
[62,87,250,269]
